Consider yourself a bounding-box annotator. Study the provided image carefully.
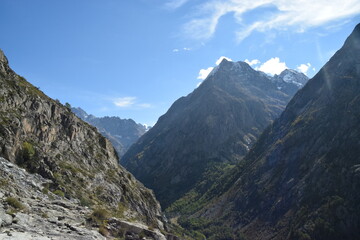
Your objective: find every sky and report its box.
[1,0,360,126]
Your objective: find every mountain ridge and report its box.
[122,58,308,208]
[71,107,148,157]
[177,23,360,240]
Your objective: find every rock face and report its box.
[71,107,148,157]
[0,157,172,240]
[0,157,106,239]
[179,24,360,240]
[122,59,308,208]
[0,50,173,239]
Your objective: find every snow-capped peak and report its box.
[277,69,308,87]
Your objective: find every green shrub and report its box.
[42,187,49,194]
[53,190,65,197]
[23,142,35,158]
[65,102,71,109]
[21,141,36,164]
[79,195,92,207]
[17,141,39,171]
[0,179,9,187]
[5,197,25,210]
[91,208,110,222]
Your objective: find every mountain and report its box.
[178,24,360,240]
[273,69,309,95]
[121,58,308,208]
[0,49,177,239]
[71,107,147,157]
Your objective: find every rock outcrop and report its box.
[0,157,173,239]
[0,49,176,239]
[0,157,105,239]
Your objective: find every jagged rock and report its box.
[106,218,168,240]
[0,209,12,227]
[0,157,105,239]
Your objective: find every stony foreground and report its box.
[0,157,168,240]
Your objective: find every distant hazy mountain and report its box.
[177,23,360,240]
[122,58,308,208]
[71,107,148,157]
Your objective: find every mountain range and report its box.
[71,107,148,157]
[167,23,360,240]
[122,59,308,208]
[1,21,359,240]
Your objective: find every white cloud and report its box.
[297,63,311,75]
[215,56,232,65]
[165,0,189,9]
[197,67,214,80]
[197,56,233,81]
[257,57,288,75]
[172,47,191,53]
[113,97,152,108]
[114,97,136,107]
[244,59,260,66]
[179,0,360,41]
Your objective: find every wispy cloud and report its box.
[165,0,189,10]
[179,0,360,41]
[137,103,152,108]
[172,47,192,53]
[113,97,152,108]
[114,97,137,107]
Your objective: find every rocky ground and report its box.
[0,157,169,240]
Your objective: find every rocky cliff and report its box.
[122,58,308,208]
[0,49,175,239]
[179,24,360,240]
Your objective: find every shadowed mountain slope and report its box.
[178,23,360,240]
[122,59,307,208]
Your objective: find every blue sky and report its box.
[1,0,360,126]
